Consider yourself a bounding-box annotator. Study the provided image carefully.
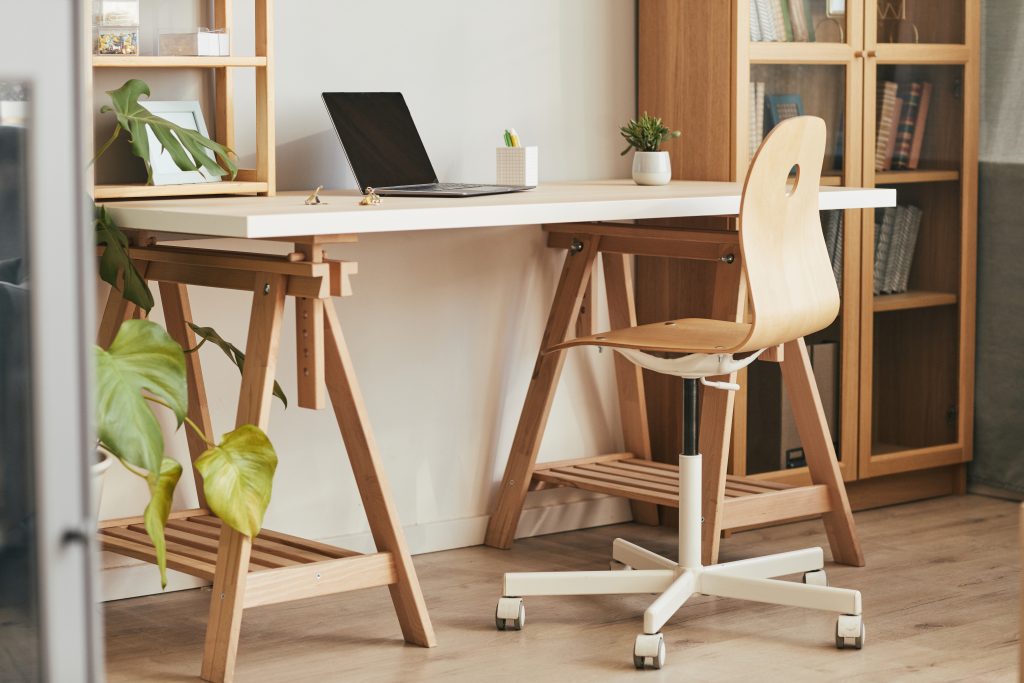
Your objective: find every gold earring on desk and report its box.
[359,187,383,206]
[304,185,325,205]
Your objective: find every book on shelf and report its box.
[822,209,844,294]
[892,82,922,170]
[756,0,779,41]
[873,205,923,295]
[874,81,899,172]
[874,80,933,172]
[873,207,897,295]
[883,97,903,171]
[907,82,933,170]
[749,81,766,157]
[749,0,815,42]
[776,0,794,42]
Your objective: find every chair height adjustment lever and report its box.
[700,377,740,392]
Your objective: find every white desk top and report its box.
[103,180,896,240]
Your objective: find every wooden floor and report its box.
[104,495,1020,682]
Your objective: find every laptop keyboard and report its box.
[395,183,493,191]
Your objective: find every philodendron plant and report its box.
[93,79,283,587]
[619,112,681,155]
[95,320,277,587]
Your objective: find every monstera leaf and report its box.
[95,319,187,473]
[188,323,288,408]
[99,79,237,185]
[196,425,278,538]
[95,206,154,313]
[144,457,182,589]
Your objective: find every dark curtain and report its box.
[970,2,1024,493]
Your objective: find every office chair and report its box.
[494,116,865,669]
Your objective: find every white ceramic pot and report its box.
[631,150,672,186]
[92,447,115,520]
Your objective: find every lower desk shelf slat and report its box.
[533,454,831,530]
[98,511,377,591]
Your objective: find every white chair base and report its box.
[496,453,865,670]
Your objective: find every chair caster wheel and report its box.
[803,569,828,587]
[633,633,666,670]
[835,614,864,650]
[495,597,525,631]
[610,559,633,571]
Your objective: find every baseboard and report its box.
[100,490,632,602]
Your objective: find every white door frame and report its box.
[3,1,102,681]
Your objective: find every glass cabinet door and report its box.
[859,34,973,476]
[742,59,861,482]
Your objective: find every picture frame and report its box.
[826,0,846,17]
[139,100,221,186]
[765,94,804,129]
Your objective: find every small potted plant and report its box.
[619,112,680,186]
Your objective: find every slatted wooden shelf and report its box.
[532,453,832,530]
[98,509,398,608]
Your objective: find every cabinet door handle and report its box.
[867,50,877,58]
[854,50,864,58]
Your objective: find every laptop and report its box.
[322,92,534,198]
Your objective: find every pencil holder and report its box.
[496,146,538,187]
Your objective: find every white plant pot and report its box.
[92,447,115,520]
[631,150,672,186]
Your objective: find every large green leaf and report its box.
[187,323,288,408]
[95,319,187,473]
[101,79,237,185]
[95,206,154,313]
[144,458,182,589]
[196,425,278,538]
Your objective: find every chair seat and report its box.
[549,317,752,355]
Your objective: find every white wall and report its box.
[96,0,637,597]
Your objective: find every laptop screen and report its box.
[322,92,438,190]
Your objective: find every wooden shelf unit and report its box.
[636,0,978,503]
[90,0,275,200]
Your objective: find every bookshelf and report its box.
[636,0,978,504]
[89,0,275,200]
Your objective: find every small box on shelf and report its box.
[159,30,230,57]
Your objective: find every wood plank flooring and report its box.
[104,495,1019,682]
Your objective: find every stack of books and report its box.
[873,205,924,295]
[748,81,766,158]
[875,80,933,172]
[822,210,844,294]
[750,0,816,42]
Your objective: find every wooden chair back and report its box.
[737,116,840,352]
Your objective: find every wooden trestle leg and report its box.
[323,303,436,647]
[781,337,865,567]
[484,235,600,549]
[202,273,286,683]
[602,253,659,527]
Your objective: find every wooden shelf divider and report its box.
[873,290,958,313]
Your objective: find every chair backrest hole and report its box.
[785,163,801,197]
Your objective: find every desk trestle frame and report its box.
[97,240,435,683]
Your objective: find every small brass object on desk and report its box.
[359,187,382,206]
[304,185,325,205]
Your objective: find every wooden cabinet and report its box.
[636,0,978,503]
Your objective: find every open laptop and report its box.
[322,92,534,198]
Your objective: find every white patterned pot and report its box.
[92,447,115,520]
[631,151,672,186]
